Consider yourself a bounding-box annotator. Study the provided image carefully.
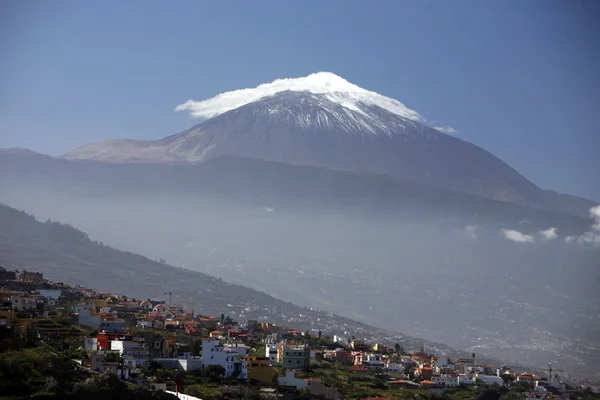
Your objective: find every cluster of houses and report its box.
[0,267,570,399]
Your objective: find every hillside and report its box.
[0,202,488,363]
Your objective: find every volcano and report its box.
[63,72,595,216]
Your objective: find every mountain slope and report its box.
[63,73,596,217]
[0,201,492,361]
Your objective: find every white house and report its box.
[278,370,309,389]
[11,296,36,311]
[386,362,405,372]
[201,339,249,378]
[139,300,153,310]
[432,373,460,387]
[477,374,504,386]
[153,304,169,313]
[265,344,279,365]
[100,319,125,333]
[137,319,153,329]
[111,339,149,366]
[38,289,61,300]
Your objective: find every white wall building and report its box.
[278,370,309,389]
[265,344,279,365]
[201,339,249,378]
[477,374,504,386]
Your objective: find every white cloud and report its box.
[175,71,423,121]
[591,205,600,231]
[538,227,558,240]
[501,229,535,243]
[464,225,479,239]
[563,205,600,248]
[434,125,457,134]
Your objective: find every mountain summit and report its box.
[63,72,595,216]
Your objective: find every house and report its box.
[155,357,202,372]
[244,356,278,384]
[278,370,309,389]
[265,344,279,365]
[19,270,43,283]
[90,353,118,374]
[111,338,149,366]
[100,319,125,333]
[277,344,309,369]
[331,350,353,365]
[99,306,112,314]
[139,300,153,310]
[477,374,504,386]
[137,318,153,329]
[11,296,36,311]
[201,338,249,378]
[517,374,540,387]
[152,304,169,313]
[358,353,385,368]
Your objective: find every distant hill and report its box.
[0,201,485,361]
[0,151,592,234]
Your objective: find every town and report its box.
[0,266,593,400]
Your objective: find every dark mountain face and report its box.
[63,91,595,217]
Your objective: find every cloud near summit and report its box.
[174,72,455,133]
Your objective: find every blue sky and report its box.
[1,0,599,200]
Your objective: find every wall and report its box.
[165,391,202,400]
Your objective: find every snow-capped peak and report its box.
[175,72,423,122]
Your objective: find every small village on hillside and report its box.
[0,266,595,400]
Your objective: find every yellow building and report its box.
[372,343,386,352]
[244,356,278,384]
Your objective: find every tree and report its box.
[73,372,128,396]
[318,330,322,339]
[501,373,515,387]
[202,365,226,381]
[189,339,203,356]
[395,343,404,354]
